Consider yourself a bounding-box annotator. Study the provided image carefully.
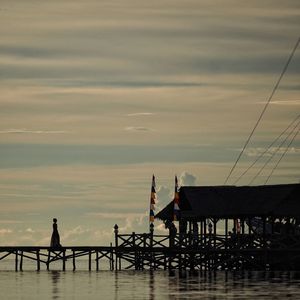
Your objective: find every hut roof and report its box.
[155,183,300,220]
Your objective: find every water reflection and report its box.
[51,271,60,299]
[165,270,300,300]
[149,271,155,300]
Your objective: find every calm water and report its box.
[1,268,300,299]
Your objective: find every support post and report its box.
[150,223,154,270]
[15,251,18,272]
[114,224,119,270]
[88,250,92,271]
[241,218,245,234]
[200,220,203,246]
[96,251,99,271]
[62,250,66,271]
[225,218,228,250]
[19,251,23,271]
[110,243,114,270]
[213,218,217,248]
[37,250,40,271]
[72,250,76,271]
[47,250,51,271]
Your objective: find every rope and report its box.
[233,115,300,185]
[264,126,300,184]
[249,120,300,185]
[224,37,300,185]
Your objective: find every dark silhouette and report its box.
[50,218,62,248]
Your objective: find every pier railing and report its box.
[1,226,299,271]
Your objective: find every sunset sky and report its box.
[0,0,299,246]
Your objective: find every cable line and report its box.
[264,126,300,185]
[224,37,300,185]
[233,114,300,185]
[248,119,300,185]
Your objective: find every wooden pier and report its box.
[0,246,115,271]
[1,226,299,272]
[1,184,299,272]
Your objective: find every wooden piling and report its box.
[37,250,40,271]
[15,251,18,272]
[88,250,92,271]
[96,251,99,271]
[62,250,66,271]
[19,251,23,271]
[110,243,114,270]
[72,250,76,271]
[47,250,50,271]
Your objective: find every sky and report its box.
[0,0,299,246]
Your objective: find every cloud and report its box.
[156,185,171,209]
[0,128,67,134]
[179,171,197,186]
[127,112,154,117]
[125,126,151,132]
[0,220,24,224]
[257,100,300,106]
[244,147,300,157]
[270,100,300,106]
[154,223,168,234]
[85,212,143,219]
[0,228,13,235]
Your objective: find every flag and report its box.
[173,175,180,221]
[149,175,156,223]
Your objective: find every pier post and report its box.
[96,251,99,271]
[150,223,154,269]
[37,250,40,271]
[88,250,92,271]
[225,218,228,250]
[110,243,114,270]
[72,250,76,271]
[47,250,50,270]
[63,250,66,271]
[19,251,23,271]
[132,232,138,270]
[15,251,18,272]
[114,224,119,270]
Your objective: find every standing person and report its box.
[50,218,62,248]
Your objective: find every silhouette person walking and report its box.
[50,218,62,248]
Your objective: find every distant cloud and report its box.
[0,220,23,224]
[85,212,143,219]
[271,100,300,106]
[179,171,197,186]
[0,228,13,235]
[257,100,300,106]
[0,128,67,134]
[127,112,154,117]
[125,126,151,132]
[155,185,171,213]
[244,147,300,157]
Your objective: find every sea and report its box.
[1,260,300,299]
